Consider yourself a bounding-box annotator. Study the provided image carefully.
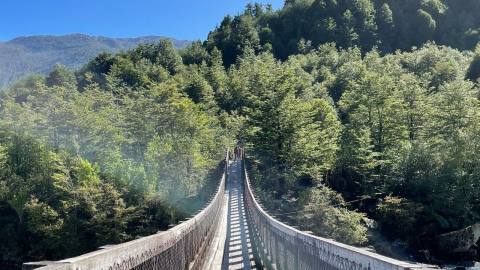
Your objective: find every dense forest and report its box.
[1,0,480,268]
[240,44,480,257]
[0,40,229,268]
[206,0,480,64]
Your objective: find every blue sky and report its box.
[0,0,284,41]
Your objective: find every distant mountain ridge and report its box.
[0,34,191,87]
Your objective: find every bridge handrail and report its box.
[27,151,229,270]
[242,157,437,270]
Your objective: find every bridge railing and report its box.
[24,151,229,270]
[241,157,437,270]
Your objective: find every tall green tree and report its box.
[466,44,480,83]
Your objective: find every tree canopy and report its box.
[206,0,480,65]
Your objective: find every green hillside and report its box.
[206,0,480,65]
[0,34,190,87]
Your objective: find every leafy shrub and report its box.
[299,186,370,245]
[376,196,424,238]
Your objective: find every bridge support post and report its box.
[268,229,273,267]
[274,234,280,269]
[294,236,300,270]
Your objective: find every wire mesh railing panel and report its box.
[242,156,435,270]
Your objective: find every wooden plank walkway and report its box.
[221,160,259,270]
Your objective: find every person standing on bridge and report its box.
[234,146,239,160]
[238,146,243,159]
[233,145,243,160]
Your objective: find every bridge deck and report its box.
[25,155,437,270]
[222,160,259,270]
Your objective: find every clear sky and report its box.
[0,0,284,41]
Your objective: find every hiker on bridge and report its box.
[233,145,243,160]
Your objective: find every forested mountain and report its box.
[206,0,480,65]
[1,0,480,268]
[0,34,190,87]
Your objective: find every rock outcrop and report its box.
[435,223,480,260]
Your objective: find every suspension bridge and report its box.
[23,152,438,270]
